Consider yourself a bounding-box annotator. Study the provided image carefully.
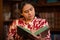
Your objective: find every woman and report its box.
[7,1,51,40]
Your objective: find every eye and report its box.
[30,8,32,11]
[24,10,29,13]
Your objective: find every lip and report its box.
[29,15,33,17]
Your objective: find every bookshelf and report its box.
[39,6,60,31]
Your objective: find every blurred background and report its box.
[0,0,60,40]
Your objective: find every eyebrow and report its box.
[24,7,32,12]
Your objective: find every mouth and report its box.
[29,15,34,18]
[29,15,33,17]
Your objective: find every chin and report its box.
[30,17,34,20]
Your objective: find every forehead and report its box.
[23,4,34,11]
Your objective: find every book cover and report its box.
[17,25,49,39]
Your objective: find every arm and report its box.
[7,20,17,40]
[40,20,51,40]
[35,19,51,40]
[7,20,24,40]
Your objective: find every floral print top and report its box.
[7,17,51,40]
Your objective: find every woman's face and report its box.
[21,4,35,20]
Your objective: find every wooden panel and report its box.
[0,0,3,40]
[54,13,60,31]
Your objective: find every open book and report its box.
[17,25,49,39]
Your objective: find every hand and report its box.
[31,34,41,40]
[33,34,46,40]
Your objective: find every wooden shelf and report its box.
[37,2,60,7]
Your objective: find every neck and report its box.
[23,17,35,24]
[25,19,33,24]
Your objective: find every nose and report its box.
[28,10,32,15]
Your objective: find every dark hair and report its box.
[18,1,35,13]
[12,1,36,19]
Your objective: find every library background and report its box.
[0,0,60,40]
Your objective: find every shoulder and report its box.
[9,18,24,31]
[34,17,49,27]
[34,17,47,22]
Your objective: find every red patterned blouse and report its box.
[7,17,51,40]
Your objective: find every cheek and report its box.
[32,10,35,15]
[23,13,28,17]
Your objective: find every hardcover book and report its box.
[17,25,49,39]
